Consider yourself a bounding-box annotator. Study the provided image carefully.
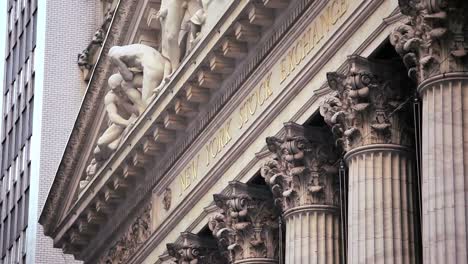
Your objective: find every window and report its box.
[5,91,10,114]
[14,158,19,183]
[7,167,12,192]
[22,189,28,230]
[9,10,14,32]
[24,60,29,84]
[12,81,17,107]
[16,0,21,20]
[20,147,25,173]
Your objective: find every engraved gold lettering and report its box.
[210,136,218,158]
[280,58,287,84]
[265,72,273,98]
[248,92,258,115]
[340,0,348,17]
[331,0,340,25]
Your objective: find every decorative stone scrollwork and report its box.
[97,203,152,264]
[319,55,413,151]
[166,232,227,264]
[163,187,172,211]
[390,0,468,83]
[209,181,280,264]
[78,9,115,77]
[260,123,339,212]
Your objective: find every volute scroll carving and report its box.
[166,232,227,264]
[261,123,340,212]
[209,182,280,263]
[390,0,468,83]
[319,56,413,152]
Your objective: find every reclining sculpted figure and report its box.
[108,44,165,103]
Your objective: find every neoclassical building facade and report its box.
[39,0,468,263]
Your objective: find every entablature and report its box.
[39,0,406,262]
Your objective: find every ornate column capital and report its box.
[391,0,468,83]
[319,55,413,152]
[209,181,280,263]
[166,232,226,264]
[260,122,340,212]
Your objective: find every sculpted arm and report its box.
[111,56,134,81]
[105,94,131,127]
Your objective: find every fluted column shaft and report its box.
[284,206,341,264]
[346,144,416,264]
[345,145,417,264]
[419,73,468,263]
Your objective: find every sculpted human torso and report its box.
[109,44,165,103]
[159,0,187,77]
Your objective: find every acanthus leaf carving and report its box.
[166,232,227,264]
[261,123,340,213]
[97,202,152,264]
[391,0,468,83]
[209,182,279,263]
[319,56,413,151]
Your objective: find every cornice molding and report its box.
[126,1,391,263]
[40,0,139,236]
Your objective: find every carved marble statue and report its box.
[157,0,213,80]
[186,0,213,53]
[93,73,140,161]
[108,44,165,103]
[158,0,187,79]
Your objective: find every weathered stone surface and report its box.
[320,55,413,151]
[209,181,280,264]
[166,232,227,264]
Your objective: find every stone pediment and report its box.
[40,0,323,261]
[39,0,166,239]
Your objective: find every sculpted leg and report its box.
[122,77,146,115]
[97,124,124,147]
[166,32,181,74]
[141,71,163,104]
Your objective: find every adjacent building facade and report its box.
[1,0,105,263]
[39,0,468,264]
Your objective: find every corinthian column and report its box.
[261,123,341,264]
[320,55,417,263]
[209,181,280,264]
[391,1,468,262]
[166,232,227,263]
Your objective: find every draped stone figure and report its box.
[108,44,165,103]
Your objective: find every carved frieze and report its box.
[97,203,152,264]
[163,187,172,211]
[390,0,468,83]
[260,123,339,212]
[209,182,280,263]
[319,56,413,151]
[166,232,227,264]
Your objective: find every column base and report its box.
[234,258,277,264]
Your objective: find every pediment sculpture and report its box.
[81,0,214,188]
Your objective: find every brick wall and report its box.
[34,1,101,263]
